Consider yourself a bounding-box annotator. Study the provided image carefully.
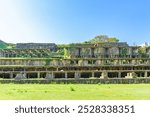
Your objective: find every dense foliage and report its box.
[58,35,119,48]
[84,35,119,44]
[0,40,15,49]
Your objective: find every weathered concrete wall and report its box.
[1,58,150,66]
[16,43,57,51]
[0,78,150,84]
[0,49,52,58]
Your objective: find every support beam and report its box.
[10,72,13,78]
[145,71,148,78]
[37,72,40,78]
[15,72,26,81]
[75,72,81,79]
[45,72,54,79]
[125,72,137,78]
[65,72,68,79]
[24,73,27,78]
[92,72,94,77]
[118,72,121,78]
[100,71,108,79]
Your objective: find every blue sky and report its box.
[0,0,150,45]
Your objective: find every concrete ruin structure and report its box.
[0,42,150,79]
[16,43,57,51]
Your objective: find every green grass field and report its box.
[0,84,150,100]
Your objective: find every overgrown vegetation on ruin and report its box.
[0,35,148,59]
[57,35,119,47]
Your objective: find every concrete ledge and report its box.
[0,78,150,84]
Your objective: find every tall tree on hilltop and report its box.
[84,35,119,43]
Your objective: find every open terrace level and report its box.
[0,58,150,79]
[0,69,150,79]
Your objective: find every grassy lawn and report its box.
[0,84,150,100]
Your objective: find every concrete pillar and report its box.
[37,72,40,78]
[145,71,148,78]
[10,72,13,78]
[45,72,54,79]
[125,72,137,78]
[75,72,81,79]
[56,68,59,71]
[100,71,108,79]
[24,73,27,78]
[15,72,26,81]
[65,72,68,79]
[92,72,94,77]
[52,72,55,78]
[118,72,121,78]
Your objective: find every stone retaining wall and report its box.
[0,78,150,84]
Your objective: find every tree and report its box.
[84,35,119,44]
[138,46,147,57]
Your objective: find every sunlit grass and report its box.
[0,84,150,100]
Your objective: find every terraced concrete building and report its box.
[0,41,150,79]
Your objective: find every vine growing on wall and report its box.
[84,35,119,43]
[64,48,70,59]
[45,59,52,66]
[120,48,128,57]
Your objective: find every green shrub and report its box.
[70,87,75,91]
